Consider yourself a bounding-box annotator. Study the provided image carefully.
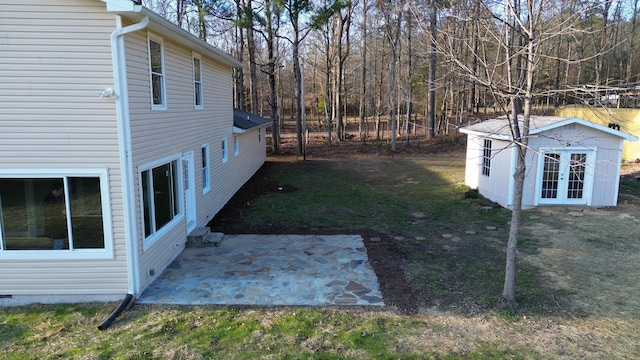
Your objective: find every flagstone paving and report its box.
[137,234,384,306]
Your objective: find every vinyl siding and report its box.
[0,0,128,295]
[474,138,514,207]
[121,25,260,292]
[526,124,623,208]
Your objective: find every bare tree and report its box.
[255,0,284,153]
[428,0,607,307]
[378,0,403,151]
[427,0,436,138]
[358,0,370,139]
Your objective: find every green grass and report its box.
[3,149,639,359]
[243,155,556,315]
[619,176,640,196]
[2,305,542,359]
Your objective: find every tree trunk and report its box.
[502,0,535,306]
[359,0,368,139]
[266,1,280,154]
[292,18,303,156]
[427,0,437,138]
[405,16,413,146]
[244,0,259,113]
[389,11,401,151]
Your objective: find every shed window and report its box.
[482,139,492,177]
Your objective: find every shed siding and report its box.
[0,0,128,295]
[525,124,623,208]
[475,138,513,207]
[464,135,482,190]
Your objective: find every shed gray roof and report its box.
[460,115,638,142]
[233,109,271,133]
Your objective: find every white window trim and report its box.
[138,154,184,251]
[0,169,114,260]
[148,33,167,110]
[222,138,229,164]
[234,135,239,156]
[201,143,211,194]
[534,147,597,206]
[482,139,492,178]
[193,53,203,110]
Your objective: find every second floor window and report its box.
[148,37,166,109]
[193,56,203,109]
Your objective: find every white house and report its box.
[460,116,638,210]
[0,0,269,306]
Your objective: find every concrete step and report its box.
[186,227,224,247]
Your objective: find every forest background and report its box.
[142,0,639,306]
[142,0,640,154]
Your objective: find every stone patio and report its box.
[137,234,385,306]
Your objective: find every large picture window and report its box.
[148,36,166,109]
[0,174,108,255]
[141,159,181,240]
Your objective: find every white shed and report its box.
[460,116,638,210]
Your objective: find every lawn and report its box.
[2,137,640,359]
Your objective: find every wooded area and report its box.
[144,0,638,307]
[145,0,639,151]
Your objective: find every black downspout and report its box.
[98,294,134,330]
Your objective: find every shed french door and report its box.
[538,150,594,205]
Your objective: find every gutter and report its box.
[110,15,149,298]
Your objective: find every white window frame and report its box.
[234,135,239,156]
[222,138,228,164]
[482,139,492,177]
[148,34,167,110]
[535,147,596,206]
[193,53,203,109]
[0,169,113,260]
[201,143,210,194]
[139,155,183,251]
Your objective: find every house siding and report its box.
[0,0,128,295]
[121,24,257,292]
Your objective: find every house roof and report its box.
[233,109,271,133]
[101,0,243,69]
[460,115,638,142]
